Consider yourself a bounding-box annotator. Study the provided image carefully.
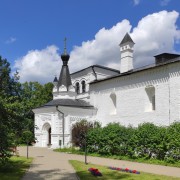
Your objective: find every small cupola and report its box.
[58,38,72,91]
[53,76,58,86]
[119,33,135,73]
[52,38,76,100]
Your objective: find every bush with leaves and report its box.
[98,123,125,155]
[71,120,101,150]
[86,123,136,157]
[87,126,102,153]
[134,123,167,159]
[82,121,180,162]
[165,122,180,162]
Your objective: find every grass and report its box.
[70,160,180,180]
[54,147,84,155]
[0,156,33,180]
[54,147,180,168]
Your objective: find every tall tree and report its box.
[19,81,53,134]
[0,55,53,161]
[0,56,21,162]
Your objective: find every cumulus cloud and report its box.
[5,37,16,44]
[132,10,180,66]
[70,10,180,71]
[14,10,180,83]
[13,45,61,83]
[69,19,132,71]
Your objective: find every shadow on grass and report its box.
[0,159,78,180]
[0,157,32,180]
[0,159,29,173]
[22,169,78,180]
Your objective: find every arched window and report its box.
[75,82,80,94]
[81,80,86,93]
[145,85,155,111]
[110,93,117,115]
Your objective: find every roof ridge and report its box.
[71,64,120,75]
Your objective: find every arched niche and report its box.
[145,85,155,111]
[109,92,117,115]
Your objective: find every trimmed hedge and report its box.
[86,122,180,163]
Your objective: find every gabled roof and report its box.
[38,99,94,109]
[120,33,134,45]
[71,65,120,76]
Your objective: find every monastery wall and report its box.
[90,62,180,127]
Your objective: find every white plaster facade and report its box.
[33,105,96,148]
[90,62,180,127]
[33,34,180,148]
[71,65,119,101]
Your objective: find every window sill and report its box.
[144,110,155,112]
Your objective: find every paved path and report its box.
[18,147,180,180]
[18,147,78,180]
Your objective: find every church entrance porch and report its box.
[42,123,51,147]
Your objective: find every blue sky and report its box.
[0,0,180,83]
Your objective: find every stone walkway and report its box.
[18,147,180,180]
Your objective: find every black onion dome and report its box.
[61,54,70,66]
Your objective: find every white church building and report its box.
[33,33,180,148]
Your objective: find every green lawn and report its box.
[70,160,180,180]
[0,156,33,180]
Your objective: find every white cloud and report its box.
[5,37,16,44]
[14,11,180,83]
[133,0,140,5]
[132,10,180,66]
[69,19,132,72]
[13,45,61,83]
[70,10,180,72]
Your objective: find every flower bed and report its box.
[108,166,140,174]
[88,167,102,176]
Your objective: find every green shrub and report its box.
[135,123,167,159]
[165,122,180,162]
[74,121,180,162]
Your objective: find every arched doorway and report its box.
[42,123,51,147]
[48,127,51,145]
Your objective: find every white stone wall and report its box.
[34,61,180,148]
[71,66,119,101]
[169,63,180,123]
[33,105,96,148]
[90,62,180,127]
